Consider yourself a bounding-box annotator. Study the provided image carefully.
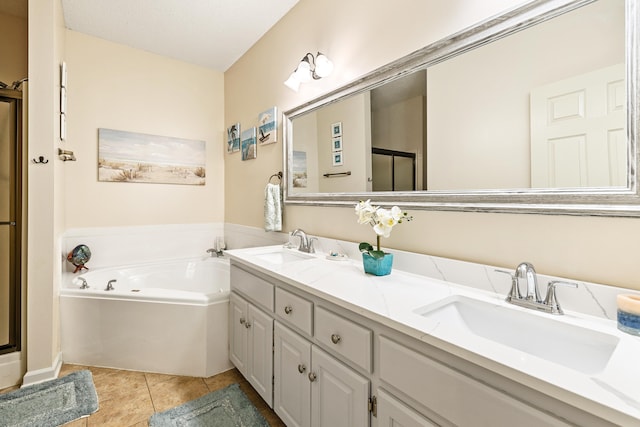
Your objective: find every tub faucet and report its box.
[78,277,89,289]
[106,279,116,291]
[291,229,316,253]
[207,248,223,257]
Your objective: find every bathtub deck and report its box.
[0,364,285,427]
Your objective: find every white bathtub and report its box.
[60,256,233,377]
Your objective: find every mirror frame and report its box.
[283,0,640,217]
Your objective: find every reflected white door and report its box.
[530,64,626,188]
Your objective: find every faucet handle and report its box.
[495,269,520,301]
[543,280,578,315]
[308,237,318,254]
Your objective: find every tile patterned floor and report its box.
[0,364,286,427]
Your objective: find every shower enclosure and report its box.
[0,88,22,355]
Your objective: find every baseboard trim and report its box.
[21,351,62,387]
[0,351,25,389]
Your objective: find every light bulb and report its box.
[314,53,333,78]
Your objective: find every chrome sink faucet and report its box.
[516,262,541,302]
[496,262,578,315]
[291,229,316,253]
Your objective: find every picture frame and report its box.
[258,106,277,144]
[227,123,241,153]
[292,151,308,188]
[332,136,342,152]
[331,122,342,137]
[332,151,344,166]
[241,127,257,160]
[98,128,206,185]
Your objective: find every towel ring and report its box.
[269,171,283,184]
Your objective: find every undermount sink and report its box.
[414,295,619,374]
[250,248,315,265]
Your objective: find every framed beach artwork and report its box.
[258,106,277,144]
[227,123,240,153]
[292,151,307,188]
[98,128,206,185]
[241,127,257,160]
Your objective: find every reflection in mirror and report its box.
[284,0,640,216]
[288,0,625,196]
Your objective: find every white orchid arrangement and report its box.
[355,200,412,259]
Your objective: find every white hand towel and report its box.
[264,183,282,231]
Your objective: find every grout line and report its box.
[144,373,158,413]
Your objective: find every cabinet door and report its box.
[229,292,248,374]
[274,321,312,427]
[247,303,274,407]
[310,346,369,427]
[377,389,439,427]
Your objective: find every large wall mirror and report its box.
[283,0,640,216]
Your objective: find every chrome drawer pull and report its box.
[308,372,317,382]
[298,364,306,374]
[284,305,293,315]
[331,334,341,344]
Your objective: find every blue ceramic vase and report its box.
[362,252,393,276]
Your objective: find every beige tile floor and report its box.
[0,364,286,427]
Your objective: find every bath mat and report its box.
[149,383,269,427]
[0,369,99,427]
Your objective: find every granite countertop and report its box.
[226,245,640,425]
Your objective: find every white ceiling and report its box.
[59,0,300,72]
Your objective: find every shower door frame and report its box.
[0,89,22,355]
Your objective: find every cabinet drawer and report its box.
[314,306,372,373]
[275,287,313,336]
[379,336,569,426]
[230,265,274,311]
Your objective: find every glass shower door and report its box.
[0,94,21,354]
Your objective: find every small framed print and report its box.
[227,123,240,153]
[332,151,344,166]
[331,122,342,137]
[258,107,277,144]
[241,127,257,160]
[332,136,342,152]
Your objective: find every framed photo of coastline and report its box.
[98,128,206,185]
[227,123,240,153]
[258,107,277,144]
[241,127,257,160]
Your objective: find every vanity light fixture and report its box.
[284,52,334,92]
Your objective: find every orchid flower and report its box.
[355,201,412,258]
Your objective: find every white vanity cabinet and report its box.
[376,389,438,427]
[274,321,370,427]
[378,336,571,427]
[229,266,275,407]
[228,259,609,427]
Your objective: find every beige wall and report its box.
[63,31,225,228]
[0,13,27,85]
[225,0,640,291]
